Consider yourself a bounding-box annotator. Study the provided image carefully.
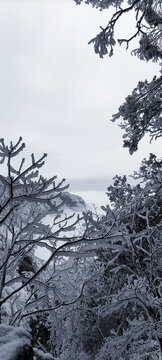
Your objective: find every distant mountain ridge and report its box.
[59,191,86,212]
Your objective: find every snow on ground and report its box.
[0,324,32,360]
[0,324,55,360]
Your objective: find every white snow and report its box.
[0,324,32,360]
[34,347,54,359]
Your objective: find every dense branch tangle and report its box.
[0,138,122,331]
[0,138,86,324]
[1,138,161,358]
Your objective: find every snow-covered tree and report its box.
[54,154,161,359]
[111,75,162,154]
[74,0,162,153]
[0,137,92,329]
[78,154,162,359]
[1,137,119,358]
[74,0,162,61]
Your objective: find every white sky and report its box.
[0,0,161,206]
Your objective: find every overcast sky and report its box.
[0,0,161,206]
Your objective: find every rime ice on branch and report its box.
[74,0,162,153]
[0,137,83,325]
